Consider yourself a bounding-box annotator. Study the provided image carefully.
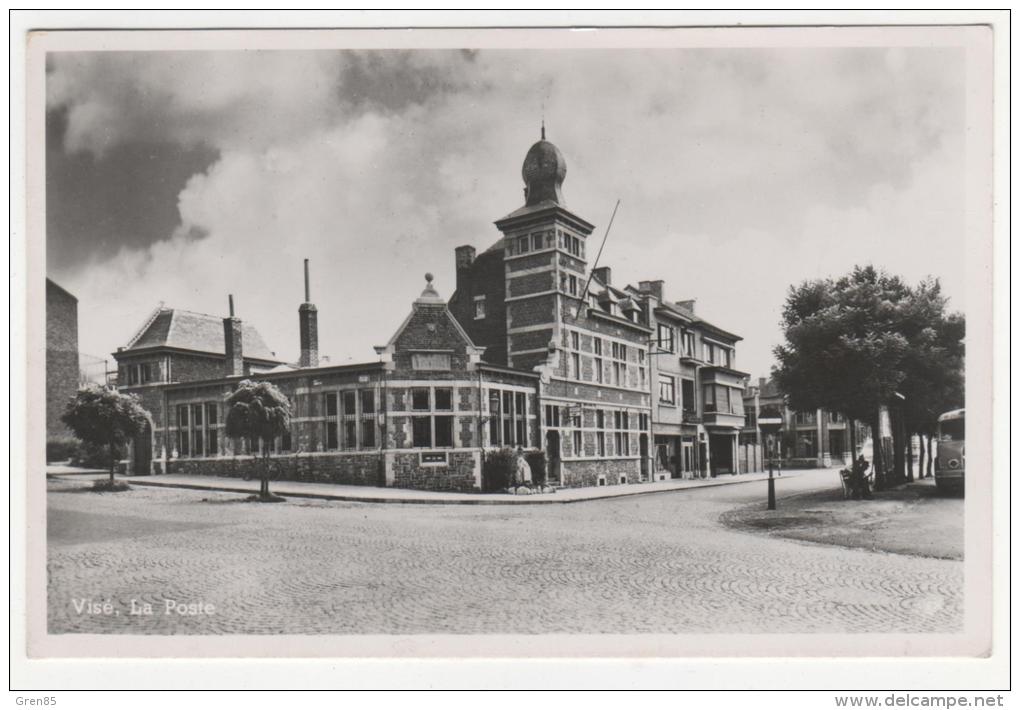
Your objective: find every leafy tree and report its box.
[224,380,292,500]
[773,266,912,489]
[895,278,965,479]
[61,384,149,485]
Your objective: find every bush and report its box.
[46,437,79,463]
[525,451,547,486]
[481,448,515,492]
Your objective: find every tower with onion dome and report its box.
[493,124,596,373]
[448,127,653,488]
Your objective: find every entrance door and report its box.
[133,420,152,475]
[639,434,649,481]
[709,434,735,475]
[698,442,708,478]
[545,431,561,485]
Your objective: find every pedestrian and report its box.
[515,446,533,487]
[852,455,872,500]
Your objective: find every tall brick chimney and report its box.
[676,299,697,314]
[455,245,476,292]
[223,294,244,377]
[592,266,612,285]
[299,259,319,368]
[638,279,664,302]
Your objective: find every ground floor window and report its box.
[796,430,818,458]
[176,402,220,457]
[413,415,454,448]
[323,388,379,451]
[488,387,528,448]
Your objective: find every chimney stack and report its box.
[676,299,696,314]
[298,259,319,368]
[455,245,476,292]
[638,280,664,302]
[592,266,612,286]
[223,294,244,377]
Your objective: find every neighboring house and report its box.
[742,376,867,468]
[629,281,751,479]
[46,278,79,440]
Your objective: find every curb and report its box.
[121,473,792,506]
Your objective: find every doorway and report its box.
[709,433,734,476]
[639,434,649,481]
[545,430,561,485]
[133,420,152,475]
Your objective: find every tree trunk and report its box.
[916,432,925,481]
[926,434,935,478]
[849,418,857,466]
[890,410,904,486]
[906,433,915,482]
[261,444,271,499]
[109,438,116,485]
[871,418,884,491]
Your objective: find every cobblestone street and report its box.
[47,470,963,635]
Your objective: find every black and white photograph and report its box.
[12,13,1008,694]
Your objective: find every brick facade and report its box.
[46,279,79,440]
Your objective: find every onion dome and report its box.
[522,123,566,206]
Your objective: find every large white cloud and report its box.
[48,47,967,377]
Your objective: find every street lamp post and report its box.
[758,416,784,511]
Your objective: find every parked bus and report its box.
[935,408,965,494]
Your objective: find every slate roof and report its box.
[123,307,280,362]
[656,299,742,342]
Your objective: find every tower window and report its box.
[518,236,530,254]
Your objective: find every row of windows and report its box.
[792,410,844,425]
[125,361,160,386]
[702,384,745,416]
[504,229,585,259]
[566,330,646,389]
[657,323,696,356]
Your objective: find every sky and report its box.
[45,47,967,379]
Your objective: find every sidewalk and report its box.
[105,469,798,506]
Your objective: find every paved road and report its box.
[47,470,962,635]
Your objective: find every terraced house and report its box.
[626,280,752,479]
[115,130,748,492]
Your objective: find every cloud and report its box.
[47,47,967,378]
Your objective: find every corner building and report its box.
[450,132,653,487]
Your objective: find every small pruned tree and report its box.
[61,384,149,486]
[224,380,291,500]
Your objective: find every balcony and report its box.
[682,409,701,424]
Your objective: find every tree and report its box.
[773,266,912,490]
[224,380,292,500]
[61,384,149,485]
[895,278,965,480]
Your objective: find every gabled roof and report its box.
[121,307,281,362]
